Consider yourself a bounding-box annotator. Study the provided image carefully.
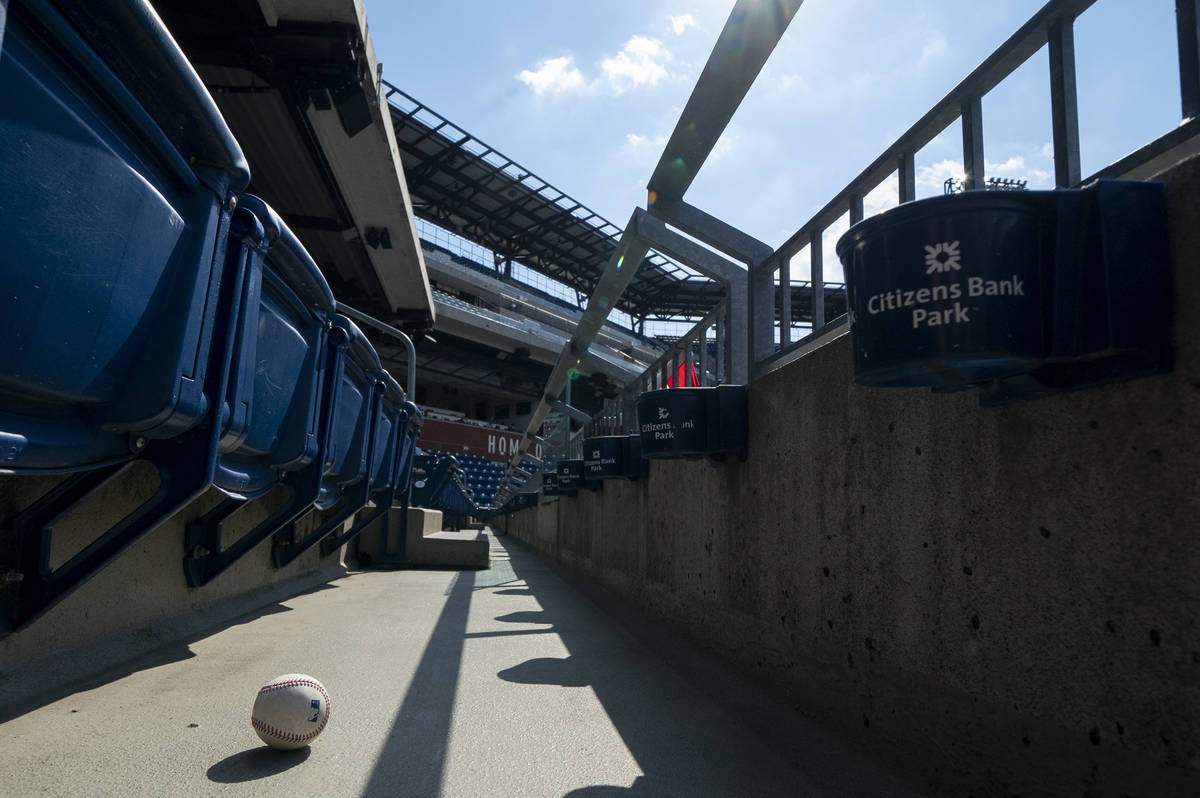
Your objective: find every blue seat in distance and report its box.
[184,315,384,586]
[315,376,425,560]
[0,0,250,632]
[410,454,457,508]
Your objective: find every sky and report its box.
[363,0,1183,289]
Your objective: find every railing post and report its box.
[1178,0,1200,119]
[717,310,728,384]
[961,94,985,191]
[898,151,916,203]
[779,257,792,348]
[1049,16,1082,187]
[699,321,711,386]
[738,264,763,384]
[810,231,824,330]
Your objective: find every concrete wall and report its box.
[499,158,1200,796]
[0,469,349,700]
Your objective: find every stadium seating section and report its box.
[0,0,423,630]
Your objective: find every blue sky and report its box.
[365,0,1182,287]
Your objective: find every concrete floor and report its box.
[0,531,928,797]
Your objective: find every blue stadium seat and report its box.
[0,0,250,631]
[294,372,421,564]
[315,318,384,507]
[212,195,336,499]
[183,316,383,586]
[0,0,248,472]
[316,379,424,559]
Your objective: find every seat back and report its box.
[0,0,249,473]
[315,317,383,509]
[212,196,335,498]
[366,374,406,495]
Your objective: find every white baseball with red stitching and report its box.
[251,673,331,750]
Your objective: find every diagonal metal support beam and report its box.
[647,0,802,201]
[633,213,751,384]
[497,210,652,494]
[552,401,592,425]
[495,3,801,503]
[645,196,772,264]
[634,213,745,282]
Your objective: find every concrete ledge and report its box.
[0,561,348,722]
[355,507,489,569]
[1,482,351,673]
[410,528,489,569]
[410,507,443,537]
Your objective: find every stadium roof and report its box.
[384,83,727,321]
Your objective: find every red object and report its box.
[666,361,699,388]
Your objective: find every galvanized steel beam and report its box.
[647,0,801,201]
[1048,16,1082,187]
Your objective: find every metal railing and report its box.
[588,299,730,436]
[496,0,1200,503]
[750,0,1200,378]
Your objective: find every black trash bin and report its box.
[556,458,587,491]
[583,434,647,480]
[636,385,747,461]
[835,180,1170,401]
[541,468,571,497]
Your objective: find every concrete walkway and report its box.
[0,531,927,797]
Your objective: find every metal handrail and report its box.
[587,299,728,437]
[335,302,416,398]
[754,0,1200,376]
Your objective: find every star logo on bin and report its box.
[924,240,961,274]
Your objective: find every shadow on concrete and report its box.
[206,745,311,782]
[562,777,677,796]
[362,569,476,798]
[493,610,552,624]
[497,656,590,687]
[489,534,923,798]
[0,581,342,724]
[493,588,533,596]
[488,538,808,798]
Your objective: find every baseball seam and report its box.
[252,678,331,744]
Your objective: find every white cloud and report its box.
[516,56,585,95]
[626,131,669,150]
[917,159,964,193]
[864,175,900,216]
[772,72,812,96]
[668,13,697,35]
[709,130,736,161]
[519,36,675,98]
[601,36,671,93]
[987,155,1027,175]
[919,30,949,65]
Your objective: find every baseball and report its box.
[251,673,331,750]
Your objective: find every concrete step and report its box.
[355,507,489,569]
